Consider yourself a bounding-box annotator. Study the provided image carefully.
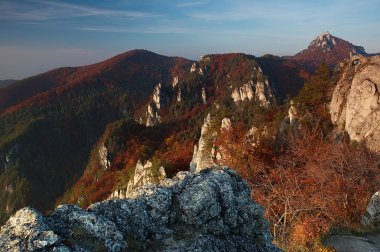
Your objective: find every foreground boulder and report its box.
[0,168,281,252]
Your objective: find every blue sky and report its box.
[0,0,379,79]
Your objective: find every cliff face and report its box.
[330,55,380,153]
[230,69,274,108]
[0,168,281,252]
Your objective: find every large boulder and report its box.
[0,168,281,252]
[330,55,380,153]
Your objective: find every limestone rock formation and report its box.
[171,76,178,88]
[0,168,281,252]
[109,160,166,199]
[362,191,380,226]
[153,83,162,110]
[330,55,380,153]
[201,87,207,104]
[98,143,110,170]
[231,76,274,108]
[221,117,232,130]
[190,62,197,73]
[145,104,161,127]
[231,81,254,102]
[190,114,216,172]
[288,100,300,125]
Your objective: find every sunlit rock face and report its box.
[330,55,380,153]
[288,100,300,125]
[231,77,274,108]
[0,168,282,252]
[202,87,207,104]
[145,104,161,127]
[98,143,110,170]
[190,114,215,172]
[108,160,167,199]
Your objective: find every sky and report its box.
[0,0,379,79]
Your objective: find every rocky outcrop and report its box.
[231,81,254,102]
[145,104,161,127]
[221,117,232,130]
[190,63,197,73]
[153,83,162,110]
[172,76,178,88]
[362,191,380,226]
[231,75,274,108]
[0,168,281,252]
[190,114,216,172]
[143,82,171,126]
[255,79,273,108]
[288,100,300,125]
[201,87,207,104]
[330,55,380,153]
[190,62,204,75]
[98,143,110,170]
[109,160,166,199]
[190,116,236,172]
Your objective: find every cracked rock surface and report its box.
[0,168,281,252]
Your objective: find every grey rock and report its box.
[0,207,60,251]
[362,191,380,226]
[0,168,281,252]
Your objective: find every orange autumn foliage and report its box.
[215,124,380,249]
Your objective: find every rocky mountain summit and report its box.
[330,55,380,153]
[0,168,281,252]
[290,31,369,67]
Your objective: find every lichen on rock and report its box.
[0,168,281,252]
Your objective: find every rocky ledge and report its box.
[0,168,281,252]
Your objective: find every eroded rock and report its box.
[0,168,281,252]
[109,160,167,199]
[330,55,380,153]
[190,114,216,172]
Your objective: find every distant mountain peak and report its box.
[309,31,336,51]
[289,31,368,66]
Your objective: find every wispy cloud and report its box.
[175,1,208,8]
[186,2,318,22]
[0,0,160,21]
[79,25,194,34]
